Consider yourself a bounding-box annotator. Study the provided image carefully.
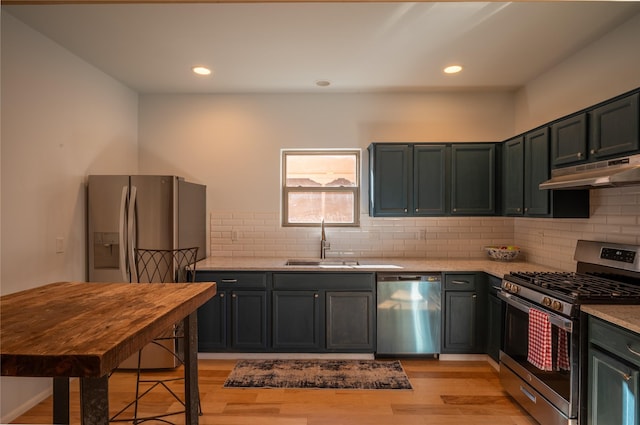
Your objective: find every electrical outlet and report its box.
[55,237,64,253]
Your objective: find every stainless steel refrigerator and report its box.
[87,175,206,368]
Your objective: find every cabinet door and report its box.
[451,144,495,215]
[590,93,640,160]
[326,292,374,351]
[486,293,503,362]
[588,347,640,425]
[550,113,588,167]
[370,144,411,216]
[231,291,268,350]
[197,291,228,351]
[524,128,550,216]
[272,291,321,351]
[443,291,478,353]
[503,137,524,216]
[413,145,447,215]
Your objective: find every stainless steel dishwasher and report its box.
[376,273,441,356]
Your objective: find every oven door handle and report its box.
[498,291,573,332]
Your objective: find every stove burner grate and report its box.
[507,271,640,301]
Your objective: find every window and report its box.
[282,149,360,226]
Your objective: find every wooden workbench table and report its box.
[1,281,217,425]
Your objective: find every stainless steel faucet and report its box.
[320,219,330,259]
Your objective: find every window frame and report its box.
[281,149,361,227]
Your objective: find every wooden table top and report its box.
[1,281,216,378]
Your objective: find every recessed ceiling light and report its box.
[316,80,331,87]
[192,66,212,76]
[443,65,463,74]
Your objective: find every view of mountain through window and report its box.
[282,150,360,226]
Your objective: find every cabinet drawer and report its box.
[589,316,640,367]
[444,274,476,291]
[273,273,374,291]
[195,271,267,289]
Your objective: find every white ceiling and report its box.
[3,2,640,94]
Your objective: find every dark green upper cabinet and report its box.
[413,145,447,215]
[503,136,524,215]
[589,92,639,160]
[523,128,551,216]
[550,113,588,167]
[369,144,411,216]
[451,144,496,215]
[550,90,640,169]
[503,128,589,218]
[369,143,493,217]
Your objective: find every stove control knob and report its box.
[542,297,552,307]
[552,301,563,312]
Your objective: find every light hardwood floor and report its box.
[12,359,538,424]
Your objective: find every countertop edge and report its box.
[582,305,640,335]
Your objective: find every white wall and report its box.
[139,91,515,258]
[514,12,640,133]
[512,12,640,270]
[0,11,139,422]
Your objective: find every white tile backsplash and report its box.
[211,186,639,272]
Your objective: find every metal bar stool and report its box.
[110,247,202,424]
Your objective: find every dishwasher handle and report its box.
[377,274,441,282]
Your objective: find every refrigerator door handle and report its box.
[128,185,138,282]
[119,185,129,282]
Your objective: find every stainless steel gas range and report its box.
[498,240,640,425]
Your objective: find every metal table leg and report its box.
[53,377,70,424]
[184,312,200,424]
[79,375,109,425]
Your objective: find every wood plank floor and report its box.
[12,359,538,424]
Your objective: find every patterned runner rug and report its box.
[223,359,412,390]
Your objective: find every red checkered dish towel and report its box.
[528,308,553,371]
[557,329,570,371]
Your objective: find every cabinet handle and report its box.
[590,149,596,155]
[314,293,319,298]
[627,344,640,358]
[415,208,419,212]
[453,208,457,212]
[219,293,225,298]
[232,294,237,298]
[404,208,408,213]
[576,152,583,158]
[221,279,238,283]
[472,294,477,299]
[451,280,469,285]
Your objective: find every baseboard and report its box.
[438,354,489,361]
[198,352,375,360]
[0,383,52,424]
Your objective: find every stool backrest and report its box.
[134,247,198,283]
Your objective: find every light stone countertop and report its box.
[195,256,560,279]
[196,256,640,334]
[581,305,640,335]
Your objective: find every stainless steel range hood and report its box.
[539,154,640,190]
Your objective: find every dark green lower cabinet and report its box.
[231,291,268,350]
[272,291,321,351]
[588,316,640,425]
[442,273,486,354]
[588,349,639,425]
[443,291,478,352]
[326,291,374,351]
[486,276,504,362]
[196,272,269,352]
[197,291,228,351]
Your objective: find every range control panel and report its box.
[601,247,636,264]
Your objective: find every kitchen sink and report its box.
[285,259,360,266]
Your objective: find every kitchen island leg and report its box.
[184,312,200,424]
